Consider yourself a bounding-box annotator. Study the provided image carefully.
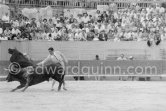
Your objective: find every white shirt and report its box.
[52,18,57,24]
[0,37,8,40]
[77,17,83,23]
[0,28,3,34]
[93,37,99,41]
[159,7,165,13]
[39,51,68,69]
[68,33,74,41]
[82,16,89,24]
[11,28,21,35]
[94,13,99,20]
[52,32,58,39]
[2,15,9,23]
[117,57,127,61]
[161,33,166,41]
[13,21,20,27]
[4,29,11,36]
[114,37,120,42]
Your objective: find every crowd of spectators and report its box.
[0,3,166,42]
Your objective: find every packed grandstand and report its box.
[0,0,166,42]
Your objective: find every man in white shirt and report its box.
[94,10,101,21]
[159,5,165,13]
[12,27,21,35]
[0,27,3,35]
[82,13,89,24]
[2,13,10,23]
[11,27,21,40]
[3,27,11,39]
[77,14,83,24]
[146,5,153,14]
[37,47,68,90]
[12,20,20,27]
[117,54,127,61]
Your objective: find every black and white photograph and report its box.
[0,0,166,111]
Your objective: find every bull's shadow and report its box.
[6,48,67,92]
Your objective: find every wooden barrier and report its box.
[0,41,166,61]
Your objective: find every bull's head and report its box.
[8,48,15,54]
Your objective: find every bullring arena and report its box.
[1,0,166,111]
[0,41,166,111]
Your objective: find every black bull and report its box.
[6,48,67,92]
[6,64,67,92]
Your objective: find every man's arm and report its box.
[37,55,51,66]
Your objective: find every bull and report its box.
[6,48,67,92]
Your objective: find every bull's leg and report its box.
[62,80,67,91]
[11,84,25,92]
[58,82,63,91]
[51,77,63,91]
[61,74,67,91]
[21,83,29,92]
[21,77,30,92]
[62,79,67,91]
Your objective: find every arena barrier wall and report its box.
[0,41,166,61]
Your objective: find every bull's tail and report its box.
[62,71,67,91]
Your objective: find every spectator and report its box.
[1,3,166,42]
[86,30,94,41]
[11,27,21,40]
[2,13,10,23]
[127,56,135,81]
[95,55,100,60]
[95,55,101,80]
[0,26,3,35]
[117,54,127,61]
[107,30,115,41]
[4,27,11,39]
[161,30,166,41]
[48,19,54,28]
[117,54,127,80]
[36,30,44,40]
[98,30,108,41]
[128,56,134,60]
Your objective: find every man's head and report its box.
[48,47,54,55]
[120,54,124,58]
[96,10,100,14]
[96,55,99,60]
[43,19,47,23]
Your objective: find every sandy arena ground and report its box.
[0,81,166,111]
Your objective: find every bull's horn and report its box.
[4,68,9,71]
